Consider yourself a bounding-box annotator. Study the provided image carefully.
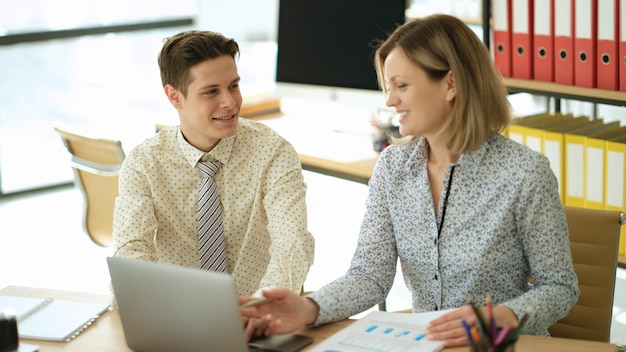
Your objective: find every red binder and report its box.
[511,0,534,79]
[597,0,619,90]
[534,0,555,81]
[493,0,513,77]
[617,0,626,92]
[574,0,598,88]
[554,0,575,85]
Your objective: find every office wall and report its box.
[194,0,386,109]
[195,0,279,42]
[193,0,625,121]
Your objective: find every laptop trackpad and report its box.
[248,334,313,352]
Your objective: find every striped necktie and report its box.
[196,159,227,272]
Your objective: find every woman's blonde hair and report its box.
[374,14,512,153]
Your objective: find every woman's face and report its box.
[383,47,454,141]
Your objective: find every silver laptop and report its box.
[106,256,312,352]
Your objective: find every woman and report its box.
[241,14,578,347]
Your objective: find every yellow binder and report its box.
[507,116,565,202]
[512,112,553,125]
[583,137,606,209]
[506,124,527,145]
[591,125,626,140]
[605,141,626,211]
[508,112,558,144]
[542,131,565,203]
[571,120,619,136]
[564,134,586,207]
[537,115,591,132]
[605,141,626,258]
[608,132,626,143]
[522,126,543,153]
[558,118,604,134]
[521,114,574,129]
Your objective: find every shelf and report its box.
[503,78,626,107]
[485,0,626,269]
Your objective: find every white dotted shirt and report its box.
[113,118,314,296]
[310,134,579,336]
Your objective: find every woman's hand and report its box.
[425,305,518,347]
[239,288,320,341]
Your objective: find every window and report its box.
[0,0,195,194]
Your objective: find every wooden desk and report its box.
[1,286,617,352]
[248,98,379,185]
[297,154,376,185]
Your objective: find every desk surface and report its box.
[1,286,617,352]
[248,99,379,185]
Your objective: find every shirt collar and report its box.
[176,125,236,167]
[413,134,496,169]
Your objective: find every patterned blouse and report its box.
[113,118,314,296]
[310,134,579,336]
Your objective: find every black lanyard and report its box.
[437,165,456,238]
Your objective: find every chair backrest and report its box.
[54,125,125,247]
[548,205,623,342]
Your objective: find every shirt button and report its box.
[434,274,438,280]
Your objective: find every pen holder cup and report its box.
[468,336,517,352]
[0,309,18,352]
[470,345,515,352]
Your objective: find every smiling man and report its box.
[112,30,314,297]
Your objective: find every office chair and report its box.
[54,125,125,247]
[548,205,623,342]
[154,122,168,133]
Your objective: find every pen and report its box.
[469,303,488,338]
[486,293,496,343]
[240,297,273,308]
[494,325,511,345]
[504,307,532,344]
[470,326,485,352]
[513,310,530,337]
[461,318,472,339]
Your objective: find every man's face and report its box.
[166,55,242,152]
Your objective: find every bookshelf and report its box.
[483,0,626,267]
[504,78,626,108]
[481,0,626,108]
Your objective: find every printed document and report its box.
[310,310,451,352]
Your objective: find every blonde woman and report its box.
[241,14,578,347]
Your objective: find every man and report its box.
[113,30,314,296]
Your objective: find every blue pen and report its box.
[461,318,476,348]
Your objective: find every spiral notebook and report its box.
[0,295,111,341]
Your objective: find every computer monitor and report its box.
[276,0,407,91]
